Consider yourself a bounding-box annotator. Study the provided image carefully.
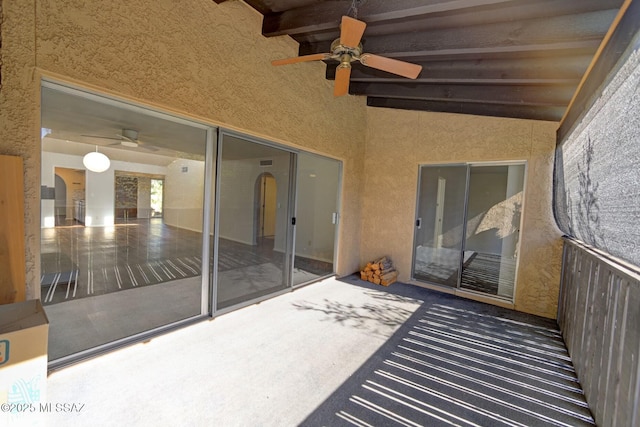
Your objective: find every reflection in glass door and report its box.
[214,135,342,309]
[292,153,341,286]
[412,163,525,300]
[460,165,524,298]
[40,82,211,364]
[412,165,468,287]
[150,178,164,218]
[215,134,293,310]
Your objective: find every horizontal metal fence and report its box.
[558,238,640,427]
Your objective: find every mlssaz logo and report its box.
[0,340,9,366]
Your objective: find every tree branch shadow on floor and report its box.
[291,276,425,338]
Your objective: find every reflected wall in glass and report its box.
[461,165,524,298]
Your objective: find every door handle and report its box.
[416,218,422,229]
[332,212,338,225]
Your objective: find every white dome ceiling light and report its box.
[83,148,111,173]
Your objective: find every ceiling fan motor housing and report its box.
[330,38,362,62]
[122,129,139,140]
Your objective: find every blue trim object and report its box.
[0,340,9,365]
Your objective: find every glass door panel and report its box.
[215,135,293,309]
[292,153,341,286]
[461,165,524,298]
[40,82,209,362]
[413,165,468,287]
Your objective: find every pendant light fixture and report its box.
[83,147,110,173]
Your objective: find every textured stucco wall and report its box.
[0,0,40,299]
[362,108,563,318]
[0,0,366,299]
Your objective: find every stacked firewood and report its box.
[360,256,398,286]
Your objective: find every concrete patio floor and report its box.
[38,276,591,426]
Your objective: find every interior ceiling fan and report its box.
[272,16,422,97]
[81,129,158,151]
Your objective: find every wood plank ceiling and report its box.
[215,0,625,121]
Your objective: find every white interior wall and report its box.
[163,158,205,232]
[295,154,340,263]
[218,159,254,244]
[218,153,291,249]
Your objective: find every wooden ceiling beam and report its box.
[223,0,628,123]
[262,0,623,38]
[326,56,592,81]
[351,82,574,106]
[298,10,617,56]
[367,97,565,121]
[322,41,600,63]
[262,0,520,37]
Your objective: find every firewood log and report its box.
[381,270,398,282]
[380,277,396,286]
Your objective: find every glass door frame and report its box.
[211,129,343,314]
[41,79,216,368]
[411,160,527,302]
[211,130,295,314]
[411,163,470,289]
[291,151,343,288]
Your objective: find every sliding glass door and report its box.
[41,83,344,363]
[41,82,212,364]
[412,163,525,300]
[413,165,468,287]
[292,153,340,286]
[460,165,524,298]
[214,134,342,309]
[215,134,294,310]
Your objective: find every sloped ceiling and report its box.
[216,0,625,121]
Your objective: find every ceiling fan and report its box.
[81,129,158,151]
[272,16,422,97]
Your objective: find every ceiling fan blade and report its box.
[120,135,138,144]
[360,54,422,79]
[138,142,159,151]
[272,53,331,66]
[334,65,351,97]
[340,16,367,48]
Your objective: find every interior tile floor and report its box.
[34,277,593,427]
[40,219,204,304]
[41,220,332,306]
[42,220,332,360]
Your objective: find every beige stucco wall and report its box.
[362,107,563,318]
[0,0,366,299]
